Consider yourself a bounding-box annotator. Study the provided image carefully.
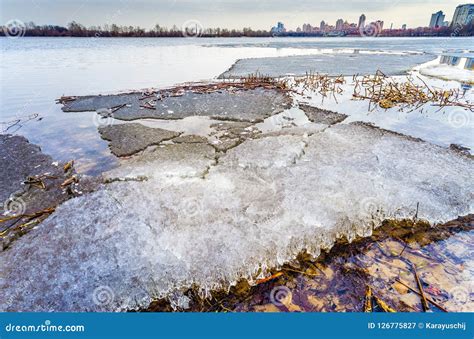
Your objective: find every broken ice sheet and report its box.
[1,123,473,311]
[99,123,180,157]
[295,74,474,151]
[63,88,291,123]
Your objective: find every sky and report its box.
[0,0,468,30]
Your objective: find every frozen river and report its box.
[1,36,473,312]
[1,36,472,174]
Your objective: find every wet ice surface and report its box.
[220,53,435,78]
[254,106,314,133]
[2,122,473,311]
[0,135,55,203]
[294,74,474,152]
[298,104,348,125]
[105,141,216,182]
[98,123,180,157]
[0,134,99,250]
[135,116,222,137]
[63,88,291,123]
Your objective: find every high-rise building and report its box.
[271,22,286,34]
[320,20,326,31]
[336,19,344,30]
[302,23,313,32]
[375,20,384,30]
[451,4,474,27]
[402,24,407,30]
[429,11,446,28]
[358,14,366,28]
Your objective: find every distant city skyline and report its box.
[0,0,469,30]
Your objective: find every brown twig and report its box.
[395,279,447,312]
[414,202,420,222]
[24,176,46,190]
[256,272,283,285]
[352,72,473,111]
[61,175,78,187]
[139,94,156,101]
[63,160,74,173]
[412,264,430,312]
[56,96,77,104]
[111,103,128,113]
[0,207,56,230]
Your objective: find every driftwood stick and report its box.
[111,103,128,113]
[395,279,448,312]
[0,207,56,230]
[412,264,430,312]
[139,94,156,101]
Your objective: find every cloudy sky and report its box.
[0,0,465,30]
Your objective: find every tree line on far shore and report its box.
[1,21,473,38]
[1,21,272,37]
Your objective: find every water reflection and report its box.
[440,54,474,70]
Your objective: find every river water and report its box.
[1,36,473,313]
[1,36,472,174]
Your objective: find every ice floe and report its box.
[293,75,474,152]
[219,53,435,78]
[418,55,474,84]
[2,122,472,312]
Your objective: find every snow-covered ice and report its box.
[2,122,472,312]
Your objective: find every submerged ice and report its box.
[1,122,473,312]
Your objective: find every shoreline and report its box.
[1,75,472,312]
[1,130,472,312]
[145,215,473,312]
[2,35,474,39]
